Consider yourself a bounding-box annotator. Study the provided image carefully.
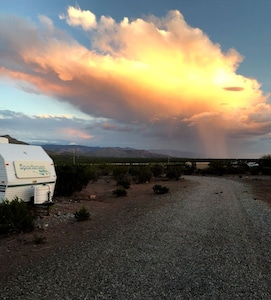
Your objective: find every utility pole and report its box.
[73,148,76,165]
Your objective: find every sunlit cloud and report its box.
[101,122,134,132]
[60,128,93,140]
[59,5,97,30]
[0,110,94,144]
[35,113,76,119]
[0,7,271,157]
[223,86,244,91]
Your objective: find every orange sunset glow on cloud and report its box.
[0,6,271,157]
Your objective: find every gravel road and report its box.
[1,176,271,299]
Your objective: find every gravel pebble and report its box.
[1,176,271,299]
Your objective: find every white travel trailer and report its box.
[0,140,57,204]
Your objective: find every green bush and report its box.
[0,198,35,235]
[138,167,152,183]
[117,177,131,189]
[74,206,90,222]
[55,165,95,197]
[259,155,271,168]
[204,161,226,176]
[261,167,271,175]
[250,167,260,175]
[151,164,164,177]
[166,166,182,180]
[152,184,169,194]
[112,188,127,197]
[112,166,129,181]
[33,234,46,244]
[129,166,152,183]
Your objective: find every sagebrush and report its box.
[152,184,169,194]
[0,197,35,235]
[112,188,127,197]
[74,206,90,222]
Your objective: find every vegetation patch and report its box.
[0,197,35,235]
[74,206,90,222]
[32,234,47,245]
[166,166,183,180]
[117,177,131,189]
[112,188,127,197]
[55,165,98,197]
[152,184,169,194]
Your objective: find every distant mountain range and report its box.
[1,135,197,158]
[40,144,168,158]
[40,145,198,158]
[149,149,199,158]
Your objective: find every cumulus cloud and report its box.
[59,6,97,30]
[60,128,93,139]
[100,122,135,132]
[0,7,271,157]
[0,110,94,144]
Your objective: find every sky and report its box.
[1,0,271,158]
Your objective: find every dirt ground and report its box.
[245,176,271,204]
[0,176,193,282]
[0,175,270,282]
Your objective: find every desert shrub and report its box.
[203,161,226,176]
[112,166,129,181]
[225,165,246,175]
[183,164,195,175]
[250,167,260,175]
[117,177,131,189]
[97,163,112,176]
[86,166,100,182]
[0,197,35,235]
[55,165,95,197]
[166,166,182,180]
[129,166,152,183]
[74,206,90,222]
[261,167,271,175]
[152,184,169,194]
[112,188,127,197]
[259,155,271,168]
[33,234,46,244]
[151,164,164,177]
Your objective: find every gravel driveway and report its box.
[1,176,271,299]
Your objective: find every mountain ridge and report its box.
[40,144,168,158]
[1,135,196,158]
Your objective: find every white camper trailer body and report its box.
[0,143,56,204]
